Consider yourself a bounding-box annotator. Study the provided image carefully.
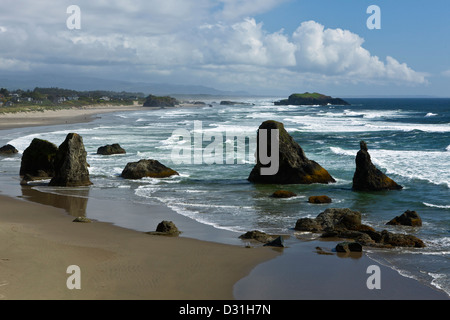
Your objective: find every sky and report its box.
[0,0,449,97]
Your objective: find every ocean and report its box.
[1,97,449,297]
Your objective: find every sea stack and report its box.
[248,120,335,184]
[49,133,92,187]
[352,141,402,191]
[20,138,58,178]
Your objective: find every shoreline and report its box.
[0,105,448,300]
[0,194,278,300]
[0,104,147,130]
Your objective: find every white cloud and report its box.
[291,21,426,84]
[442,70,450,77]
[0,1,428,91]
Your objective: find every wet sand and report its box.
[0,194,279,300]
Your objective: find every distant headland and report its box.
[274,92,350,106]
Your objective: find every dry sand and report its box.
[0,104,147,130]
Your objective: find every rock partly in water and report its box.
[274,92,350,106]
[352,141,403,191]
[97,144,126,155]
[239,230,277,244]
[143,95,179,107]
[248,120,335,184]
[386,210,422,227]
[335,242,363,253]
[271,190,297,198]
[308,195,332,204]
[263,236,285,248]
[295,208,425,248]
[121,159,179,179]
[294,218,323,232]
[146,221,180,236]
[315,208,363,231]
[49,133,93,187]
[0,144,19,155]
[20,138,58,178]
[220,101,254,106]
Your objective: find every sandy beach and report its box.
[0,104,147,130]
[0,105,449,301]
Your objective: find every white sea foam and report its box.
[284,112,450,133]
[423,202,450,209]
[446,145,450,152]
[425,113,438,117]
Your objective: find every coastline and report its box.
[0,104,147,130]
[0,105,448,300]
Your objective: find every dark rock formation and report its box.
[121,159,179,179]
[352,141,403,191]
[271,190,297,198]
[263,236,285,248]
[308,195,332,204]
[20,138,58,178]
[335,242,363,253]
[387,210,422,227]
[0,144,18,155]
[146,221,180,236]
[73,216,92,223]
[294,218,323,232]
[220,101,254,106]
[49,133,92,187]
[143,95,179,107]
[274,92,350,106]
[97,144,126,155]
[248,120,335,184]
[239,230,277,244]
[295,208,425,248]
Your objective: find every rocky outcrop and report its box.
[274,92,350,106]
[271,190,297,198]
[0,144,18,155]
[248,120,336,184]
[146,221,180,236]
[143,95,179,107]
[121,159,179,179]
[97,144,126,155]
[239,230,278,244]
[20,138,58,178]
[263,236,285,248]
[295,208,425,248]
[49,133,92,187]
[387,210,422,227]
[308,195,332,204]
[335,242,363,253]
[352,141,403,191]
[220,101,254,106]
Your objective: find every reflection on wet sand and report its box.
[20,185,90,218]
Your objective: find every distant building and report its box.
[52,96,67,104]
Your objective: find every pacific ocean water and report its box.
[1,97,449,297]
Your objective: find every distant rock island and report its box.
[274,92,350,106]
[143,94,179,107]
